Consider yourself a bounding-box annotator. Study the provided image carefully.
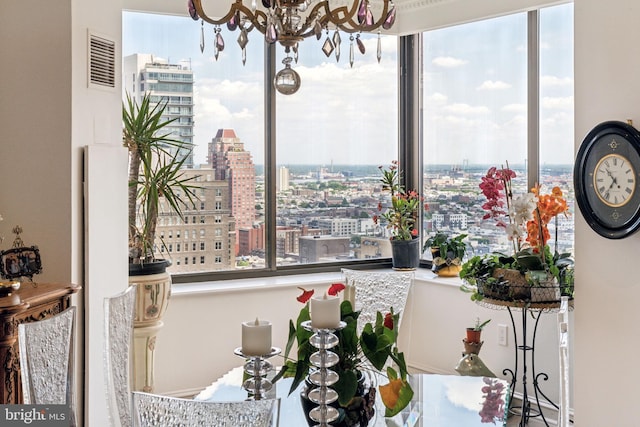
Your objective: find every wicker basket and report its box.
[476,268,563,303]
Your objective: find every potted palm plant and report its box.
[123,92,198,391]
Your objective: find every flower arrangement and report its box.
[460,163,574,301]
[374,161,422,241]
[273,284,413,425]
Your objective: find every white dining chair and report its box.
[18,306,77,425]
[131,391,280,427]
[105,286,136,427]
[341,268,414,333]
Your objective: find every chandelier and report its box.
[188,0,397,94]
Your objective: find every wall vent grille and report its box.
[88,33,115,89]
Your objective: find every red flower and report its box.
[411,228,418,237]
[384,312,394,329]
[328,283,345,296]
[296,287,314,303]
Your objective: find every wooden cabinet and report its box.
[0,282,80,403]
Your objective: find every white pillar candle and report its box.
[241,318,272,356]
[310,293,341,329]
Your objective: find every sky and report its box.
[123,3,574,167]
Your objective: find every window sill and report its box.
[170,267,463,296]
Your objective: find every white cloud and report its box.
[477,80,511,90]
[445,379,484,412]
[502,103,526,113]
[432,56,468,68]
[443,103,490,115]
[542,96,574,110]
[428,92,448,103]
[541,75,573,87]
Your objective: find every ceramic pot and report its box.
[128,259,171,392]
[390,237,420,270]
[466,328,482,343]
[129,259,172,327]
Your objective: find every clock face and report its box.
[592,153,636,207]
[575,121,640,239]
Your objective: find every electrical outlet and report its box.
[498,324,508,346]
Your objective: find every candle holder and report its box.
[234,347,281,400]
[301,320,346,427]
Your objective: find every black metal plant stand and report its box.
[479,300,568,427]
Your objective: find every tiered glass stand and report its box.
[234,347,281,400]
[301,320,346,427]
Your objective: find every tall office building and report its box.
[154,168,236,273]
[277,166,290,192]
[208,129,256,255]
[123,53,195,167]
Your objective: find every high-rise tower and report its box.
[208,129,256,254]
[123,53,195,167]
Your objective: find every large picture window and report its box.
[123,2,573,281]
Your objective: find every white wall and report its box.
[574,1,640,426]
[1,0,126,425]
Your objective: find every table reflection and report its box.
[195,367,510,426]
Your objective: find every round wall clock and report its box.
[574,120,640,239]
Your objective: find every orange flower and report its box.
[379,378,403,409]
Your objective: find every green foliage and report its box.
[377,162,421,241]
[424,233,468,261]
[473,317,491,331]
[123,92,199,263]
[274,301,413,416]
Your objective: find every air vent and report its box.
[88,32,115,89]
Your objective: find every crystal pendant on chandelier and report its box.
[357,0,368,25]
[274,57,301,95]
[383,3,397,30]
[333,31,341,62]
[377,31,382,63]
[200,21,205,53]
[349,35,355,68]
[238,29,249,65]
[188,0,199,20]
[322,33,335,58]
[214,27,225,60]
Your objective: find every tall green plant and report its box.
[123,92,198,264]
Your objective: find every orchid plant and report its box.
[273,283,413,424]
[374,161,423,241]
[460,163,574,298]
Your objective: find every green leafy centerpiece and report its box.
[274,284,413,426]
[459,163,574,303]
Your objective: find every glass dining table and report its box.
[194,366,510,426]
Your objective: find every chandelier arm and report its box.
[319,1,391,33]
[192,0,268,33]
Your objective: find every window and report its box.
[214,241,221,250]
[200,256,205,264]
[184,257,188,265]
[422,5,574,257]
[176,243,181,252]
[124,6,573,281]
